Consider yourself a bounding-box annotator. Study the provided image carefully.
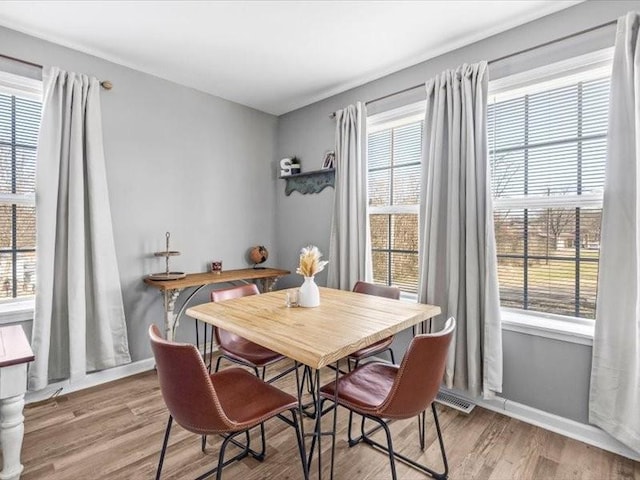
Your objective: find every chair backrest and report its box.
[353,281,401,300]
[377,317,455,419]
[148,324,235,434]
[210,283,260,302]
[210,284,260,346]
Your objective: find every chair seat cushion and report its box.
[348,336,394,360]
[211,368,298,429]
[220,339,285,367]
[320,362,398,416]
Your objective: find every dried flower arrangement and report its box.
[296,245,328,278]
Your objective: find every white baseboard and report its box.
[25,357,156,404]
[472,394,640,461]
[25,342,218,404]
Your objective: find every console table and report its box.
[0,325,34,480]
[143,268,290,340]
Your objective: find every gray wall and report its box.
[0,26,279,362]
[275,0,640,424]
[2,0,635,424]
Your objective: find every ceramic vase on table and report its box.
[298,276,320,307]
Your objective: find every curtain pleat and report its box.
[28,67,131,391]
[589,12,640,453]
[418,62,502,398]
[327,103,372,290]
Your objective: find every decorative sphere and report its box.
[249,245,269,265]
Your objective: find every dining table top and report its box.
[186,287,441,369]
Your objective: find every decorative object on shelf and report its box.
[249,245,269,269]
[148,232,186,281]
[281,168,335,196]
[290,157,301,174]
[296,245,328,307]
[280,156,301,176]
[280,158,293,176]
[321,150,335,169]
[210,260,222,273]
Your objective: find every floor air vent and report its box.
[435,390,475,414]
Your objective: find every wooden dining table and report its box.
[186,286,441,479]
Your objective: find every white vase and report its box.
[298,276,320,307]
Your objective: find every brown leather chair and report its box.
[210,284,293,383]
[148,324,308,480]
[348,281,401,370]
[319,317,456,480]
[303,281,401,403]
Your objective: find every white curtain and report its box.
[589,12,640,453]
[327,103,372,290]
[418,62,502,398]
[29,67,131,391]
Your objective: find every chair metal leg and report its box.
[348,412,384,447]
[265,362,299,384]
[379,417,399,480]
[224,424,265,461]
[163,418,271,480]
[347,404,449,480]
[279,409,309,480]
[155,415,173,480]
[215,432,243,480]
[207,325,214,373]
[215,355,224,373]
[418,410,426,450]
[195,321,200,358]
[431,403,449,477]
[193,430,252,480]
[203,324,209,372]
[347,410,355,446]
[256,423,266,460]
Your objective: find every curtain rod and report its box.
[329,18,618,118]
[0,52,113,90]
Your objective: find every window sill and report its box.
[0,299,35,325]
[399,292,418,303]
[501,308,594,346]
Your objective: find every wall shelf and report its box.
[280,169,335,196]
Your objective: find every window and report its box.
[0,72,41,302]
[367,105,423,293]
[488,50,612,320]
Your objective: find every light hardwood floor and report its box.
[20,361,640,479]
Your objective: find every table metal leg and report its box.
[305,360,340,480]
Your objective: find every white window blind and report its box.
[0,74,41,301]
[489,58,610,320]
[367,113,422,293]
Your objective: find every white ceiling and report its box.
[0,1,582,115]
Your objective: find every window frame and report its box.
[488,48,613,329]
[366,102,424,292]
[0,71,41,312]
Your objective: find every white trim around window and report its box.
[367,101,425,132]
[0,70,42,101]
[0,298,34,324]
[501,308,594,346]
